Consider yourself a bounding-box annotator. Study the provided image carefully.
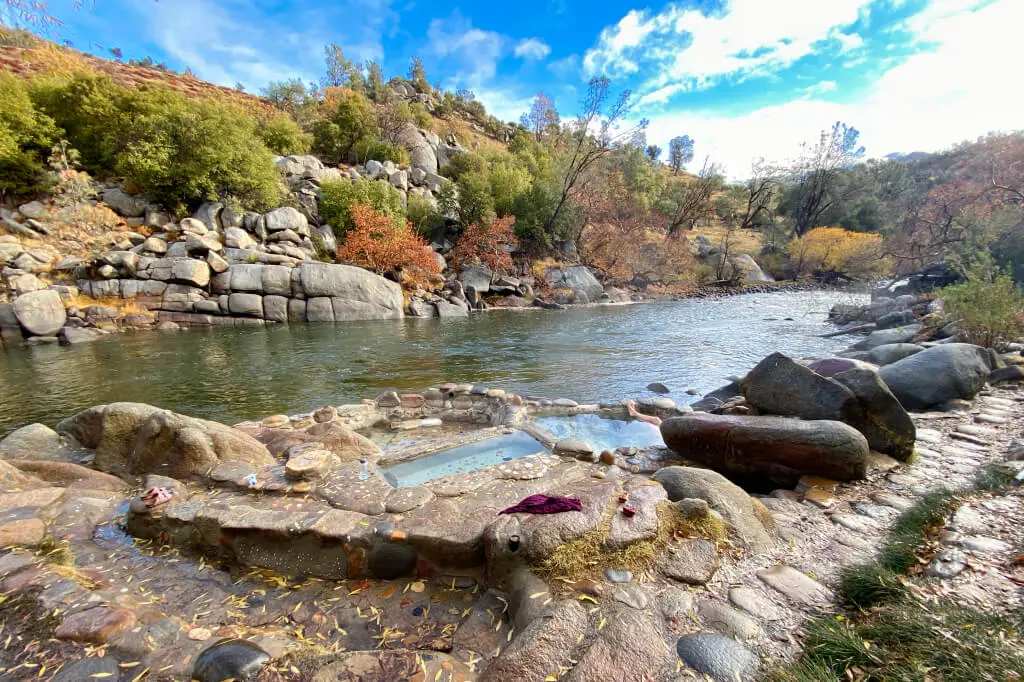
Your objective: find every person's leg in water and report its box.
[625,400,662,427]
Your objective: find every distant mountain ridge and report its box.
[884,151,931,163]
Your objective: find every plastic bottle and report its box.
[359,457,369,481]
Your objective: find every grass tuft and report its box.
[838,563,908,611]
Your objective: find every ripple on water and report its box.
[0,290,866,433]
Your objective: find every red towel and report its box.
[499,494,583,515]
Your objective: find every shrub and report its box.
[455,171,495,227]
[319,178,404,236]
[0,73,60,196]
[256,112,312,155]
[351,138,409,166]
[336,204,440,287]
[115,89,282,213]
[788,226,888,280]
[451,215,518,272]
[941,262,1024,347]
[30,73,126,173]
[406,193,444,236]
[313,88,378,162]
[410,102,432,129]
[442,151,487,181]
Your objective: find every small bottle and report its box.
[359,457,369,481]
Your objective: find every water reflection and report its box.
[0,290,865,434]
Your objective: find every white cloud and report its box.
[514,38,551,60]
[427,11,505,88]
[641,0,1024,180]
[132,0,396,91]
[548,54,581,79]
[802,80,837,97]
[474,88,535,123]
[584,0,871,97]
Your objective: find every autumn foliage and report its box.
[336,204,441,287]
[789,227,888,279]
[451,215,518,273]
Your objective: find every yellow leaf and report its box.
[529,591,548,599]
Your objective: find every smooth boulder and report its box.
[12,289,66,336]
[867,343,925,366]
[660,413,870,488]
[742,353,858,421]
[878,343,996,410]
[833,368,916,460]
[296,263,404,320]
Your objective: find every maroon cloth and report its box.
[499,494,583,515]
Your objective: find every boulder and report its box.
[296,263,403,319]
[170,258,210,287]
[12,289,66,336]
[544,266,603,301]
[458,267,492,294]
[397,125,439,173]
[192,639,270,682]
[660,414,870,488]
[479,600,587,682]
[228,293,264,317]
[263,207,307,233]
[833,368,916,460]
[878,343,997,410]
[224,227,257,250]
[652,466,773,547]
[101,188,147,217]
[867,343,925,366]
[193,202,224,232]
[60,327,108,345]
[742,353,858,421]
[56,403,273,480]
[0,423,64,461]
[852,324,922,350]
[435,299,468,318]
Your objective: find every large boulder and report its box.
[101,188,147,217]
[742,353,858,422]
[660,413,870,488]
[256,421,380,462]
[296,263,403,320]
[458,267,492,294]
[652,466,773,547]
[544,266,603,302]
[878,343,997,410]
[867,343,925,366]
[396,125,439,173]
[12,289,66,336]
[833,368,915,460]
[56,403,273,480]
[852,324,922,350]
[263,207,308,233]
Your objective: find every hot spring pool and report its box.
[380,431,549,487]
[533,413,665,452]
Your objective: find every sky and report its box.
[28,0,1024,177]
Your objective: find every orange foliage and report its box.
[581,225,697,285]
[789,227,888,279]
[336,204,441,288]
[451,215,518,273]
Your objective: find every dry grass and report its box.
[63,294,151,317]
[536,497,727,583]
[689,223,764,256]
[432,116,508,156]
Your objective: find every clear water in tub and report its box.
[533,413,664,452]
[381,431,549,487]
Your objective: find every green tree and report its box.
[455,171,495,226]
[0,72,60,196]
[322,43,363,91]
[365,60,385,101]
[29,72,123,174]
[788,121,866,236]
[312,90,378,162]
[668,135,694,174]
[256,112,312,156]
[645,144,662,162]
[409,56,430,94]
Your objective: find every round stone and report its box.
[192,639,270,682]
[676,632,760,680]
[12,289,66,336]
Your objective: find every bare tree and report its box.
[789,121,865,236]
[544,77,647,237]
[520,92,559,142]
[668,157,720,235]
[739,159,781,230]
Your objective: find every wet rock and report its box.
[553,438,595,461]
[505,566,551,631]
[193,639,270,682]
[660,538,718,584]
[51,656,122,682]
[479,600,586,682]
[676,632,760,682]
[652,466,772,546]
[660,414,870,487]
[367,543,418,579]
[648,382,671,394]
[55,605,137,644]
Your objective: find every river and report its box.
[0,290,866,434]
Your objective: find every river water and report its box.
[0,290,865,435]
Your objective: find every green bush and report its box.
[115,89,282,213]
[941,266,1024,347]
[319,178,405,236]
[30,73,124,174]
[442,151,487,181]
[0,73,61,196]
[406,193,444,236]
[312,90,378,163]
[454,171,495,227]
[351,138,409,166]
[257,112,312,155]
[409,102,432,129]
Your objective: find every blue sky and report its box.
[31,0,1024,176]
